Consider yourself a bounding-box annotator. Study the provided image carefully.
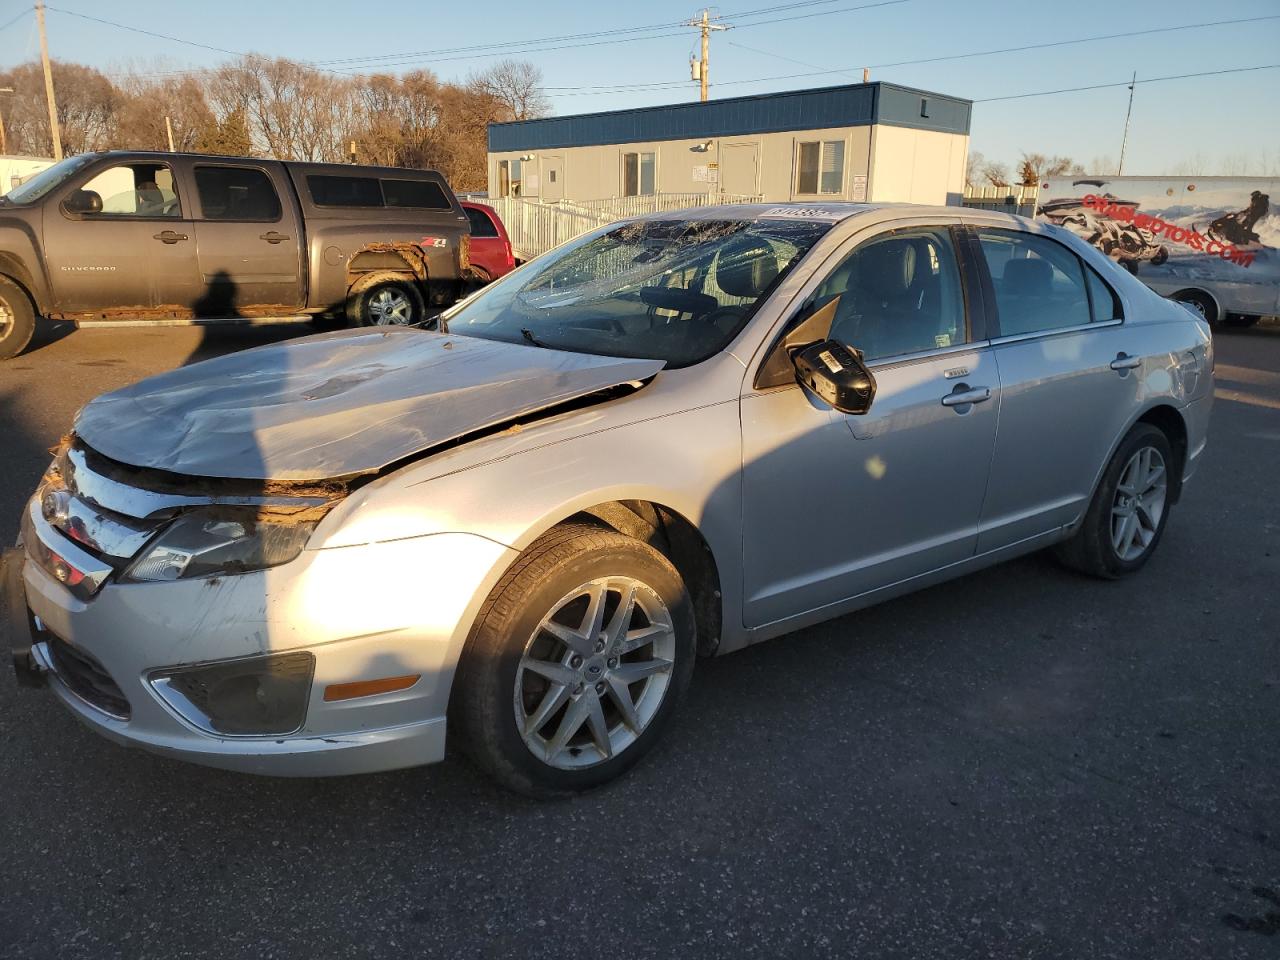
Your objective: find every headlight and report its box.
[125,509,315,582]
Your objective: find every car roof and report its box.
[636,201,1029,228]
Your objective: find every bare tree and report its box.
[468,59,549,122]
[114,73,218,151]
[965,150,985,188]
[0,60,119,155]
[209,56,357,162]
[1087,155,1116,176]
[981,161,1010,187]
[1017,152,1083,185]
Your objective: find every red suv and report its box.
[462,202,516,283]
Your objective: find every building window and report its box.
[622,152,655,197]
[795,140,845,195]
[498,159,523,198]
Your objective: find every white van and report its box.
[1036,176,1279,326]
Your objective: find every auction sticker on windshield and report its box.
[762,207,847,221]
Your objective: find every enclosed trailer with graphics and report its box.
[1036,176,1279,326]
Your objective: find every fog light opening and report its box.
[151,652,315,737]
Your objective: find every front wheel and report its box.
[451,524,696,796]
[0,277,36,360]
[1054,423,1174,579]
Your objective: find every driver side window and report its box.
[814,227,966,362]
[76,162,181,218]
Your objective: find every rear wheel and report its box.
[349,275,425,327]
[1172,289,1218,325]
[1054,423,1173,579]
[452,523,696,797]
[0,277,36,360]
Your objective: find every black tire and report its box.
[1054,423,1174,580]
[0,277,36,361]
[1172,289,1218,325]
[348,274,425,327]
[1151,246,1169,266]
[451,523,696,797]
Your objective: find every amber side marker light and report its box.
[323,674,421,702]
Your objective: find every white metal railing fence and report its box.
[472,197,611,260]
[961,184,1039,217]
[464,192,766,259]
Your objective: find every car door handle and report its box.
[1110,353,1142,371]
[259,231,289,243]
[941,386,992,407]
[152,230,188,244]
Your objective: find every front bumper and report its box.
[7,506,514,777]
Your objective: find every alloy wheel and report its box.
[514,576,676,769]
[0,298,12,338]
[368,287,414,325]
[1110,446,1167,561]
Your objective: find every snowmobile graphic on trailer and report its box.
[1205,190,1269,248]
[1039,195,1170,272]
[1036,176,1280,326]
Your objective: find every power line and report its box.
[44,5,256,59]
[0,7,31,31]
[973,63,1280,103]
[322,0,909,72]
[726,39,861,79]
[316,0,904,68]
[665,13,1280,94]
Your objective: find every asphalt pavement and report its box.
[0,319,1277,959]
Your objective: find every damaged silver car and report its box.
[4,204,1213,795]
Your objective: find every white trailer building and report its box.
[486,81,971,208]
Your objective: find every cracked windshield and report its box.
[446,217,830,366]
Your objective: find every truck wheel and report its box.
[349,274,425,327]
[0,277,36,361]
[1172,289,1218,325]
[451,523,696,797]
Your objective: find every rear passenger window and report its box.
[814,227,966,362]
[976,230,1093,336]
[308,175,382,207]
[195,166,282,221]
[382,179,451,209]
[465,206,499,238]
[1085,265,1123,322]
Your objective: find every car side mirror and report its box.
[792,339,876,415]
[64,189,102,215]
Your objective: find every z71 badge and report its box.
[419,237,448,249]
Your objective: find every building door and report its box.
[542,155,564,201]
[720,142,759,199]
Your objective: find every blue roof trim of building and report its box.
[488,81,970,153]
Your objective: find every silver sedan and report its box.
[5,203,1213,795]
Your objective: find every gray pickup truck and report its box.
[0,151,473,359]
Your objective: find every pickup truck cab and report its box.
[0,151,472,358]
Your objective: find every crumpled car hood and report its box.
[74,327,665,481]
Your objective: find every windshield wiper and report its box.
[520,327,547,348]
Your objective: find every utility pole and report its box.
[36,1,62,161]
[165,116,175,152]
[1117,71,1136,176]
[686,9,728,103]
[0,88,12,156]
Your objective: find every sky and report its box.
[1,0,1278,176]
